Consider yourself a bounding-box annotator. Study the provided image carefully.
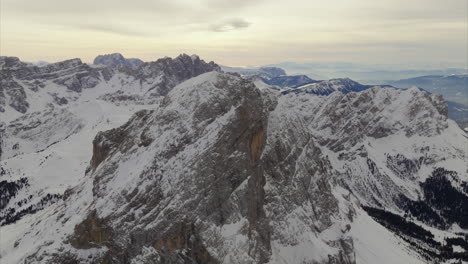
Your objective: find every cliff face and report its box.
[81,72,276,263]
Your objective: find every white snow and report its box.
[350,210,426,264]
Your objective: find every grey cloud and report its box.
[351,0,467,22]
[4,0,183,15]
[68,23,152,37]
[210,19,251,32]
[204,0,265,10]
[4,0,257,17]
[3,0,255,36]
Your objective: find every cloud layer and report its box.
[1,0,466,67]
[210,19,251,32]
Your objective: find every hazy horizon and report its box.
[1,0,467,68]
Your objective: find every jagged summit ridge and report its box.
[0,54,220,117]
[93,53,144,68]
[0,56,28,70]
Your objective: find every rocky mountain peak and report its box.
[258,66,286,78]
[0,56,28,70]
[142,53,220,73]
[135,54,221,95]
[93,53,144,68]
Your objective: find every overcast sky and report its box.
[1,0,467,68]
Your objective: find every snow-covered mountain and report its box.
[282,78,392,96]
[0,55,467,264]
[0,54,219,119]
[387,74,468,130]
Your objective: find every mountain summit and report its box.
[93,53,144,68]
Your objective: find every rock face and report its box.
[0,55,467,264]
[93,53,144,69]
[134,54,221,96]
[82,72,277,263]
[0,56,109,115]
[0,57,28,69]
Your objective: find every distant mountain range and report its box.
[264,61,468,81]
[447,101,468,131]
[281,78,392,96]
[387,74,468,105]
[261,75,317,88]
[221,65,286,79]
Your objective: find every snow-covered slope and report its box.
[0,57,467,264]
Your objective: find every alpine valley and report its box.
[0,53,467,264]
